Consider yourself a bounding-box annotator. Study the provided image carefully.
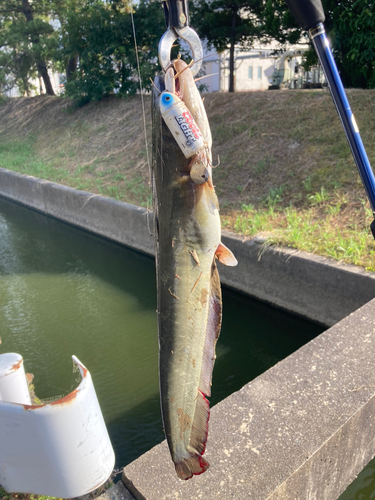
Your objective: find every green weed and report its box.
[0,486,60,500]
[361,198,373,218]
[228,197,375,271]
[326,203,341,216]
[308,187,328,205]
[303,175,312,192]
[248,125,256,137]
[114,173,125,181]
[264,185,284,207]
[241,203,254,212]
[253,159,267,175]
[0,139,151,207]
[0,140,69,182]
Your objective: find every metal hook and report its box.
[159,0,203,76]
[158,26,203,76]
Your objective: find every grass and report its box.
[0,138,152,208]
[1,90,375,270]
[0,477,115,500]
[0,486,60,500]
[224,191,375,271]
[0,140,70,184]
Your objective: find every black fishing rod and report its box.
[285,0,375,240]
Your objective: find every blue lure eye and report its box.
[159,91,180,114]
[161,92,176,107]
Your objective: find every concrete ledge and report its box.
[95,481,135,500]
[219,233,375,326]
[0,167,375,326]
[0,167,155,257]
[122,299,375,500]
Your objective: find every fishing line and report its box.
[130,5,154,236]
[130,7,152,181]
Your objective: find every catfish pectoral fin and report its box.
[215,242,238,266]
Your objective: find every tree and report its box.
[0,33,36,95]
[328,0,375,88]
[50,0,81,83]
[59,1,117,104]
[0,0,58,95]
[257,0,302,45]
[191,0,263,92]
[61,0,164,105]
[257,0,375,89]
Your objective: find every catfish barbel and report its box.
[152,59,237,481]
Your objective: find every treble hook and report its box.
[158,0,203,76]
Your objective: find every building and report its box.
[199,42,323,92]
[4,70,62,97]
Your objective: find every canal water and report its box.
[0,194,371,498]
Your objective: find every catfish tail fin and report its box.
[174,261,222,480]
[175,390,211,480]
[175,455,210,480]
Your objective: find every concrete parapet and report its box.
[219,232,375,326]
[0,167,374,326]
[0,169,45,212]
[122,298,375,500]
[0,167,155,256]
[95,481,135,500]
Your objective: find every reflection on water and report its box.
[0,196,323,469]
[0,197,159,465]
[339,457,375,499]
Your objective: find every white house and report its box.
[4,69,62,97]
[199,41,322,93]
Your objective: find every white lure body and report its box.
[159,91,206,158]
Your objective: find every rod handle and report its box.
[285,0,325,30]
[371,219,375,241]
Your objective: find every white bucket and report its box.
[0,355,115,498]
[0,353,32,405]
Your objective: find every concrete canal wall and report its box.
[123,298,375,500]
[1,167,375,499]
[0,167,374,327]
